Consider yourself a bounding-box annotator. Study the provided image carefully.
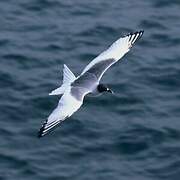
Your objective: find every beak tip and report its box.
[107,89,114,94]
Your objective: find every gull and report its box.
[38,30,144,137]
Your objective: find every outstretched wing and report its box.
[80,31,144,81]
[38,87,83,137]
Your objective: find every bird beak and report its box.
[107,89,114,94]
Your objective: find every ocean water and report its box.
[1,0,180,179]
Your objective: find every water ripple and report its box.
[1,0,180,180]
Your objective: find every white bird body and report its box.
[38,31,144,137]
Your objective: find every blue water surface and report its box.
[0,0,180,180]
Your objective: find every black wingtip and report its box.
[37,120,48,138]
[37,118,65,138]
[127,30,144,46]
[37,127,44,138]
[138,30,144,37]
[135,30,144,40]
[128,30,144,35]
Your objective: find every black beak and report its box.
[107,89,114,94]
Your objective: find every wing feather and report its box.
[38,88,83,137]
[72,31,144,93]
[81,31,144,75]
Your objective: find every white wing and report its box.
[38,87,83,137]
[81,31,144,76]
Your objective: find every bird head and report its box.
[97,84,114,94]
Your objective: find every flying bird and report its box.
[38,30,144,137]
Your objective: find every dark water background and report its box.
[0,0,180,180]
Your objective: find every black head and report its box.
[97,84,113,94]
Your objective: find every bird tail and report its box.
[49,64,76,96]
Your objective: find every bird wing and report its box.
[80,31,144,81]
[38,87,83,137]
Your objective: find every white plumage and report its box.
[38,30,144,137]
